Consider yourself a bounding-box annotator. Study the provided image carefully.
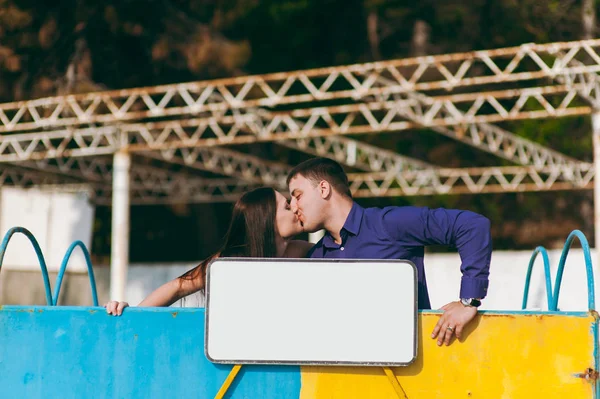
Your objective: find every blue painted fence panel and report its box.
[0,306,301,399]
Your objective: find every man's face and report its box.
[288,174,325,233]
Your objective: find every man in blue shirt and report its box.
[287,157,492,347]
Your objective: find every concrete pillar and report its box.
[110,151,131,301]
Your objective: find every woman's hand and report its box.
[105,301,129,316]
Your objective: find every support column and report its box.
[346,141,357,166]
[110,151,131,301]
[593,112,600,265]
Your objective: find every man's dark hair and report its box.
[286,157,352,198]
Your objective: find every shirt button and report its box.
[340,247,345,251]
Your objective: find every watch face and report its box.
[462,298,481,307]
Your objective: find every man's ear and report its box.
[318,180,331,199]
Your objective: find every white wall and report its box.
[0,187,95,272]
[121,248,599,312]
[423,248,595,311]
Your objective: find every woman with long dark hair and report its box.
[106,187,310,314]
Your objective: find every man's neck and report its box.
[324,197,354,245]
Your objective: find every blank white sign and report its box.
[205,258,417,366]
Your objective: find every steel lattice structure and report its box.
[1,39,600,203]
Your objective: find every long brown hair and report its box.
[180,187,278,284]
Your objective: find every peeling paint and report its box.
[574,368,599,382]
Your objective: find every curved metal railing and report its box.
[522,229,595,312]
[0,227,53,305]
[53,240,98,306]
[551,230,595,311]
[0,227,98,306]
[521,246,553,310]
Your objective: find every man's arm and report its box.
[432,208,492,300]
[381,206,492,345]
[382,206,492,298]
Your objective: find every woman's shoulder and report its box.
[283,240,314,258]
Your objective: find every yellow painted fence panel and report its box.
[300,311,598,399]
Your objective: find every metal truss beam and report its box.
[100,163,596,203]
[93,163,596,204]
[0,164,79,186]
[0,40,597,201]
[40,133,428,196]
[125,164,257,205]
[6,153,592,203]
[363,75,583,169]
[0,84,592,163]
[94,179,257,205]
[278,135,431,172]
[247,109,431,172]
[142,147,290,189]
[549,47,600,108]
[8,157,256,205]
[0,40,600,133]
[21,157,113,182]
[349,164,594,197]
[14,144,292,196]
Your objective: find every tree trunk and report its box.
[58,37,91,95]
[582,0,596,39]
[411,20,429,57]
[367,11,381,61]
[13,72,28,101]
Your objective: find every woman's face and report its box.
[275,191,304,239]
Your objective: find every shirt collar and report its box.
[322,202,364,248]
[342,202,364,236]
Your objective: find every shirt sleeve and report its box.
[380,206,492,299]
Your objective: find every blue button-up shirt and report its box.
[308,202,492,309]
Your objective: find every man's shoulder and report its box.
[362,205,426,219]
[359,206,429,237]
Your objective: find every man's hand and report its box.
[431,301,478,346]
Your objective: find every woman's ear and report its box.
[319,180,331,199]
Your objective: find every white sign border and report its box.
[204,257,418,367]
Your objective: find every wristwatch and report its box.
[460,298,482,308]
